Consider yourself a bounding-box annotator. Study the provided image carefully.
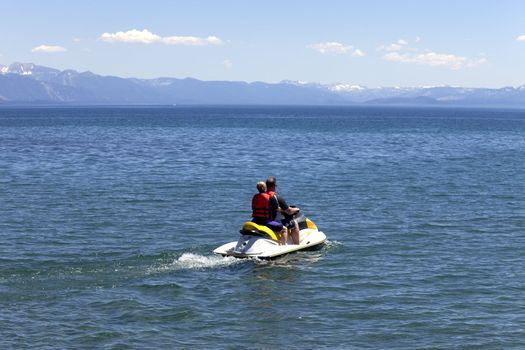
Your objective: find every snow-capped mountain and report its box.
[1,62,61,77]
[1,63,524,107]
[281,80,525,106]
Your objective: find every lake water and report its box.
[1,106,525,349]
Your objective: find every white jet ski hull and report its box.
[213,229,326,259]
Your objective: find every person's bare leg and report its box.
[291,220,300,244]
[280,227,288,245]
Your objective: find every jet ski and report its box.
[213,212,326,259]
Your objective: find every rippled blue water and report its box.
[1,106,525,349]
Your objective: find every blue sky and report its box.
[1,0,525,87]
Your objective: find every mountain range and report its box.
[1,62,525,107]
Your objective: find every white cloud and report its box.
[223,59,233,69]
[517,35,525,41]
[352,49,365,57]
[378,37,485,69]
[31,45,67,53]
[377,39,409,52]
[387,43,403,51]
[383,51,487,70]
[309,42,352,54]
[308,42,364,56]
[99,29,160,43]
[162,35,222,46]
[73,38,82,42]
[99,29,222,46]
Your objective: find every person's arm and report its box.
[278,195,299,215]
[284,206,299,215]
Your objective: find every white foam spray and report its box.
[176,253,240,269]
[147,253,242,274]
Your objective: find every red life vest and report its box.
[252,193,271,221]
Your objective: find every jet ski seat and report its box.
[240,221,282,242]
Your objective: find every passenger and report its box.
[251,181,270,226]
[266,176,301,245]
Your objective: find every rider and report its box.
[252,181,285,241]
[266,176,301,244]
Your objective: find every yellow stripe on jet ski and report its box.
[306,218,317,230]
[242,221,282,241]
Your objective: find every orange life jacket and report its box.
[252,193,271,221]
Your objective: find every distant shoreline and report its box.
[1,104,525,111]
[2,63,525,109]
